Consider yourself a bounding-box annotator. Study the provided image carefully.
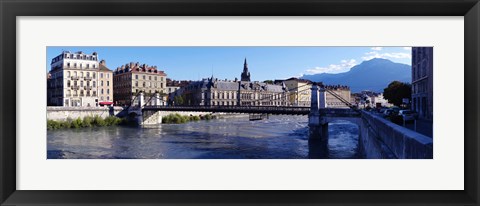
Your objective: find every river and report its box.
[47,115,361,159]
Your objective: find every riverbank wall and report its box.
[359,111,433,159]
[47,106,124,121]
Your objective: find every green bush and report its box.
[47,115,125,130]
[59,119,72,128]
[72,118,83,128]
[104,116,122,126]
[83,116,93,127]
[93,115,106,126]
[47,119,61,130]
[203,114,213,120]
[162,113,202,124]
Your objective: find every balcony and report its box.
[71,76,79,80]
[84,86,93,90]
[71,86,80,90]
[84,76,93,81]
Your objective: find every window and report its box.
[86,72,90,77]
[74,71,77,77]
[143,82,146,87]
[101,89,104,94]
[67,80,71,87]
[101,81,104,86]
[86,64,90,69]
[80,72,83,77]
[107,96,110,100]
[93,81,96,87]
[143,75,146,80]
[93,64,96,69]
[161,83,163,88]
[100,73,104,78]
[135,75,138,79]
[80,81,84,87]
[149,76,152,80]
[135,81,138,87]
[107,81,109,86]
[101,96,104,100]
[154,76,157,81]
[93,73,96,78]
[107,89,110,94]
[107,74,109,78]
[161,77,163,81]
[67,71,70,77]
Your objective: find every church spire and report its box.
[241,58,251,81]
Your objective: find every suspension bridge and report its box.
[125,82,432,159]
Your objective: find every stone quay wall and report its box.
[360,111,433,159]
[47,106,124,121]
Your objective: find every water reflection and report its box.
[47,115,361,159]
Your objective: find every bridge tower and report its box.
[308,83,329,158]
[319,86,327,109]
[308,83,320,128]
[138,91,145,108]
[155,92,161,106]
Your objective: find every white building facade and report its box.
[48,51,101,107]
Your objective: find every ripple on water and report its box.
[47,115,360,159]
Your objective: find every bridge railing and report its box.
[142,105,311,114]
[144,105,310,110]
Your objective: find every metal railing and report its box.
[142,105,311,115]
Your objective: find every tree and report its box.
[174,95,184,105]
[383,81,411,107]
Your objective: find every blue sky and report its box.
[46,47,412,81]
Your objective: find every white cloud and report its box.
[371,47,383,51]
[403,47,412,51]
[305,59,357,75]
[362,51,411,61]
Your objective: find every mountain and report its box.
[301,58,411,93]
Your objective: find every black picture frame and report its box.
[1,0,479,205]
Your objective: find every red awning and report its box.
[99,102,113,105]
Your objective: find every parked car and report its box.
[383,108,399,116]
[399,110,417,121]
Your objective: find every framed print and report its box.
[1,0,479,205]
